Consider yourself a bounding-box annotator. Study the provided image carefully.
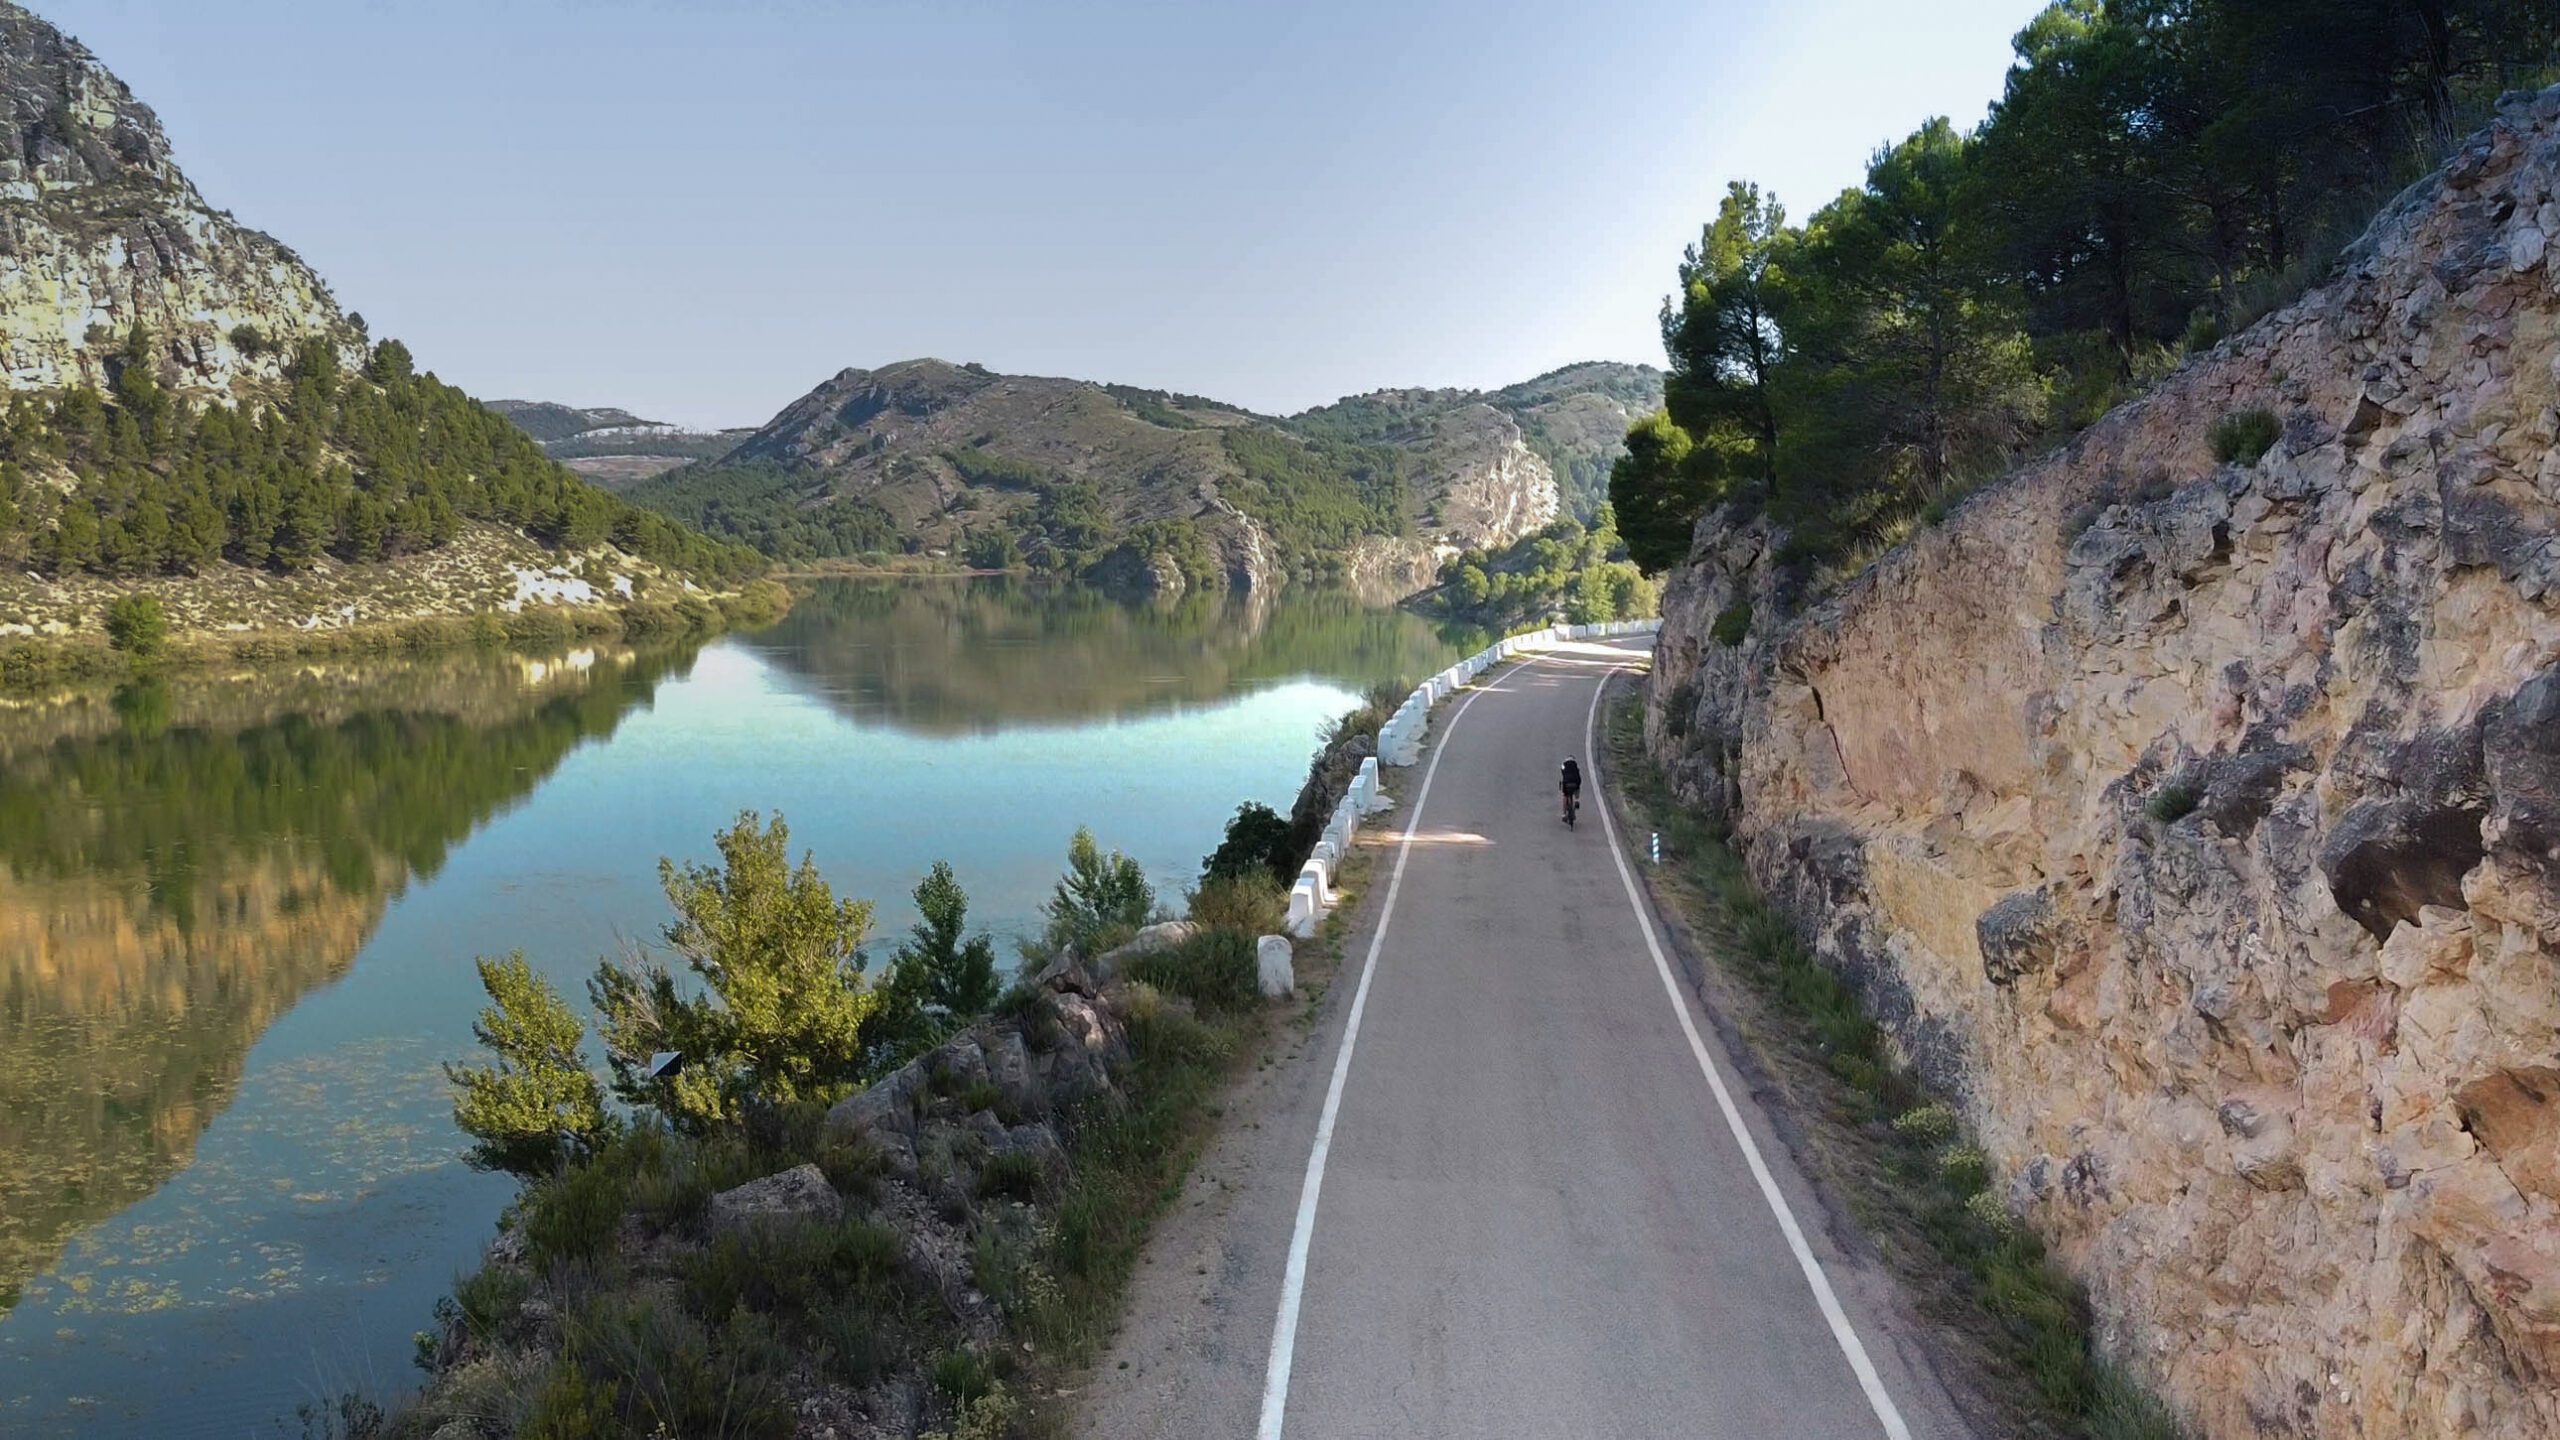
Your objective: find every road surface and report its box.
[1075,640,1978,1440]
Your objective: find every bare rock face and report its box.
[707,1162,844,1234]
[0,2,352,395]
[1414,403,1562,551]
[1647,87,2560,1440]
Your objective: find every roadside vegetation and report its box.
[1609,2,2560,579]
[0,575,788,694]
[1420,504,1658,629]
[1604,693,2183,1440]
[391,683,1401,1440]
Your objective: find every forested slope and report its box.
[0,0,764,669]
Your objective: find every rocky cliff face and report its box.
[1647,90,2560,1439]
[0,2,351,395]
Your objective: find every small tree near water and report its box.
[1201,801,1297,888]
[1042,826,1155,958]
[445,952,608,1178]
[883,860,1002,1041]
[104,594,168,657]
[591,810,879,1129]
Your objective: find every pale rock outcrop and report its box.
[0,2,353,396]
[1647,88,2560,1439]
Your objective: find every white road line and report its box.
[1581,665,1916,1440]
[1255,669,1505,1440]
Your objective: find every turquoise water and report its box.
[0,579,1479,1437]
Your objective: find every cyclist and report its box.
[1560,756,1583,826]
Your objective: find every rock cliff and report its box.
[1646,90,2560,1438]
[0,1,352,395]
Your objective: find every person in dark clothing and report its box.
[1560,756,1582,825]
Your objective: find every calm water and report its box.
[0,578,1481,1438]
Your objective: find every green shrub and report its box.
[1891,1103,1958,1146]
[103,594,168,656]
[1188,871,1286,937]
[445,952,609,1178]
[679,1215,904,1323]
[451,1263,533,1345]
[929,1347,997,1405]
[1710,600,1752,646]
[2209,408,2280,464]
[1200,801,1299,887]
[811,1294,895,1388]
[2145,782,2200,823]
[976,1149,1051,1203]
[521,1161,629,1266]
[519,1360,618,1440]
[1041,827,1155,958]
[1125,931,1259,1014]
[1938,1143,1991,1193]
[554,1296,792,1440]
[923,1384,1021,1440]
[590,811,881,1130]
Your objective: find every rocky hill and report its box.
[628,358,1659,597]
[485,399,753,487]
[1644,90,2560,1439]
[0,1,355,394]
[0,1,763,669]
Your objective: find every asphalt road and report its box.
[1075,641,1979,1440]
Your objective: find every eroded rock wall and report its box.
[1647,90,2560,1438]
[0,2,351,396]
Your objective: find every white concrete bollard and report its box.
[1285,877,1321,938]
[1354,756,1388,813]
[1305,850,1333,907]
[1257,934,1296,997]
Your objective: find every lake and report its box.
[0,578,1482,1438]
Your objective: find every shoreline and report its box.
[0,578,794,694]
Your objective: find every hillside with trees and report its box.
[624,358,1659,597]
[0,1,767,672]
[1611,0,2560,577]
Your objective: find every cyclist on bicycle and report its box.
[1560,757,1583,825]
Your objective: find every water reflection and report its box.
[749,578,1485,733]
[0,582,1474,1435]
[0,646,693,1313]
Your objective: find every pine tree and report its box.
[444,952,609,1178]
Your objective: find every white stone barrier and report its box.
[1353,755,1389,814]
[1257,934,1296,997]
[1286,876,1321,937]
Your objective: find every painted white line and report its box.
[1255,671,1504,1440]
[1580,668,1916,1440]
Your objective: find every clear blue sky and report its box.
[42,0,2044,428]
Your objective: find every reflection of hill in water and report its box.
[0,647,691,1309]
[750,580,1485,735]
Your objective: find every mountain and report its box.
[627,357,1661,597]
[0,1,354,394]
[484,399,755,488]
[0,1,762,665]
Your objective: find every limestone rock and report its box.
[0,4,357,397]
[707,1163,842,1234]
[1093,920,1199,978]
[1643,84,2560,1440]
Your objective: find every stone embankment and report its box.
[1644,89,2560,1438]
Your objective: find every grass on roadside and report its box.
[1603,691,2182,1440]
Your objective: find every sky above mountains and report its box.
[43,0,2042,428]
